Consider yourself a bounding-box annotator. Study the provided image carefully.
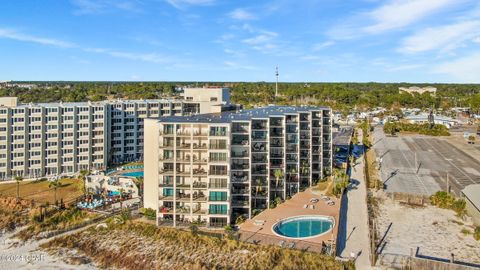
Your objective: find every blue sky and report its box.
[0,0,479,83]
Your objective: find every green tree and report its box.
[274,169,284,188]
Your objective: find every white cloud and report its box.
[84,48,172,63]
[433,53,480,82]
[165,0,215,9]
[242,32,278,45]
[386,64,424,72]
[223,61,256,70]
[473,36,480,43]
[328,0,465,39]
[364,0,461,34]
[0,28,75,48]
[229,8,256,20]
[312,41,335,51]
[399,20,480,53]
[0,27,177,64]
[71,0,142,14]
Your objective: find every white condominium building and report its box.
[143,106,333,228]
[0,87,233,180]
[0,98,108,180]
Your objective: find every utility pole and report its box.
[275,66,279,98]
[446,172,450,193]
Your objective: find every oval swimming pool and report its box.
[121,171,144,178]
[272,215,334,239]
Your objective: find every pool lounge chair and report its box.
[288,242,296,248]
[308,205,315,210]
[309,198,319,203]
[254,220,265,226]
[327,200,335,206]
[303,204,308,209]
[278,240,285,247]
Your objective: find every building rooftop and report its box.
[154,105,330,123]
[333,125,353,146]
[462,184,480,210]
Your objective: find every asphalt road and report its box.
[373,126,480,196]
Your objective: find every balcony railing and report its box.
[232,200,249,207]
[209,170,228,176]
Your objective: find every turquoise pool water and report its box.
[273,216,334,238]
[121,171,144,178]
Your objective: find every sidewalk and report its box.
[338,128,372,269]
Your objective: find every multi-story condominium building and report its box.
[143,106,333,228]
[0,87,233,180]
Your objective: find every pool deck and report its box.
[238,188,340,253]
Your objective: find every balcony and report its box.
[231,163,249,170]
[252,123,267,130]
[193,143,208,150]
[159,195,174,200]
[232,126,248,133]
[251,169,267,175]
[231,139,248,146]
[232,188,249,194]
[193,168,207,176]
[252,156,267,163]
[160,169,174,175]
[232,173,248,182]
[232,200,249,207]
[252,142,267,152]
[193,208,208,215]
[159,181,173,187]
[193,182,208,189]
[209,170,228,176]
[231,150,248,158]
[176,143,191,149]
[193,158,208,164]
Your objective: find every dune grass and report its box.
[15,207,99,241]
[42,220,354,270]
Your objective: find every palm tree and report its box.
[79,170,89,195]
[15,176,23,201]
[49,179,62,204]
[135,176,144,198]
[274,169,284,187]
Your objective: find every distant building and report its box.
[399,86,437,95]
[0,87,236,180]
[462,184,480,226]
[333,126,353,169]
[405,114,458,128]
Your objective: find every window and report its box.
[210,97,218,102]
[209,139,227,150]
[210,126,227,136]
[209,165,227,175]
[209,152,227,162]
[209,204,227,214]
[163,188,174,197]
[209,178,227,188]
[209,191,227,201]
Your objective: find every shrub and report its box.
[430,191,466,216]
[384,122,450,136]
[140,208,156,220]
[475,227,480,241]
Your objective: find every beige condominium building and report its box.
[143,106,333,228]
[0,87,234,180]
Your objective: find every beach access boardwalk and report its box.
[338,128,373,269]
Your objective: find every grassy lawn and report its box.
[0,178,84,205]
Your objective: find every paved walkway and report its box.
[338,128,372,269]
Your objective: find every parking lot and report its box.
[373,126,480,196]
